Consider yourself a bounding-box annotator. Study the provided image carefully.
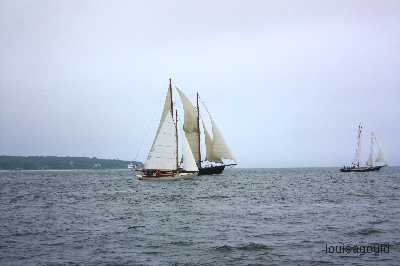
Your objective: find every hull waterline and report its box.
[340,166,383,172]
[197,163,237,175]
[198,165,225,175]
[136,170,197,181]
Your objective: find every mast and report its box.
[196,92,202,168]
[170,78,178,171]
[353,123,362,167]
[175,109,179,170]
[367,132,374,166]
[169,78,174,118]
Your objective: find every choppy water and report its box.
[1,168,400,265]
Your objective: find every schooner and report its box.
[176,87,237,175]
[340,124,387,172]
[136,79,236,180]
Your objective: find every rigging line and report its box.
[199,96,212,118]
[133,121,151,162]
[199,97,215,135]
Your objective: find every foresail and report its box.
[176,87,200,162]
[375,149,385,165]
[211,118,236,162]
[144,89,177,170]
[374,136,386,165]
[366,133,375,166]
[201,100,236,162]
[182,134,198,171]
[366,153,374,166]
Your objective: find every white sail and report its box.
[144,89,177,170]
[202,121,222,162]
[210,118,236,162]
[176,87,200,162]
[366,133,374,166]
[182,134,199,171]
[201,101,236,162]
[374,136,387,166]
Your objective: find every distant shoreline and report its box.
[0,155,142,170]
[0,168,131,171]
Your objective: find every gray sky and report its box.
[1,0,399,167]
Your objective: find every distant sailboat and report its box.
[176,88,237,175]
[136,79,198,180]
[340,124,387,172]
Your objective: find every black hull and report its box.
[340,166,382,172]
[198,165,225,175]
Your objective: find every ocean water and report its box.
[1,168,399,265]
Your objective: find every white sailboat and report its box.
[136,79,198,180]
[341,124,387,172]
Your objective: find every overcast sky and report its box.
[0,0,399,167]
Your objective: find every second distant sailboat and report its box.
[341,124,387,172]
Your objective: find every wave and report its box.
[215,245,234,252]
[168,240,193,246]
[347,228,383,236]
[127,225,145,229]
[368,219,389,225]
[215,242,273,252]
[196,195,231,200]
[9,194,26,203]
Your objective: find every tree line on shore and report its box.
[0,156,142,170]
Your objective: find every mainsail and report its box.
[176,87,200,163]
[182,134,199,171]
[144,88,177,170]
